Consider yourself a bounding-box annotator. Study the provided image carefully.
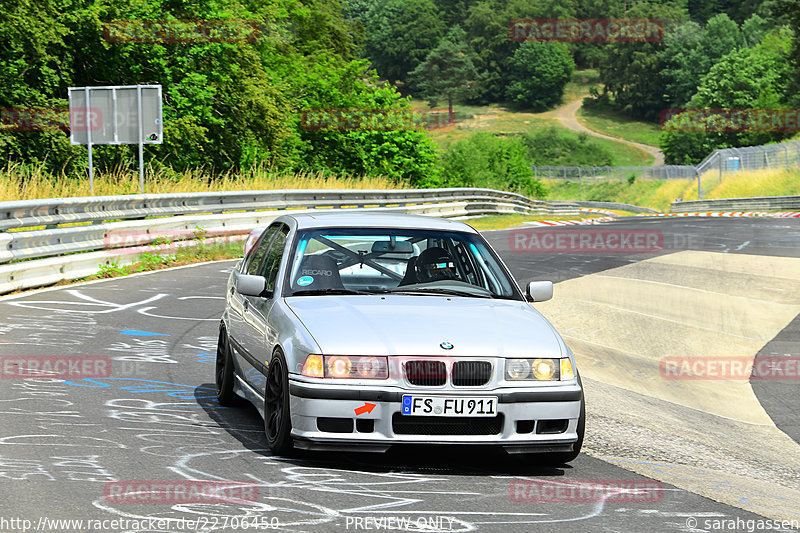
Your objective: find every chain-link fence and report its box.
[532,165,696,182]
[533,140,800,198]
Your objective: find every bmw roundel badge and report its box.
[440,341,454,350]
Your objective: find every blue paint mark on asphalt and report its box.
[120,329,171,336]
[61,378,216,402]
[196,352,215,364]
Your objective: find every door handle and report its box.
[243,299,249,312]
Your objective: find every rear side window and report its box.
[260,227,289,294]
[244,225,279,276]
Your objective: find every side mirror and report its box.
[526,281,553,302]
[234,271,267,297]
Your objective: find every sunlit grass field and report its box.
[577,106,662,147]
[0,164,405,202]
[545,168,800,212]
[409,69,651,167]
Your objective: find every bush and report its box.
[521,127,613,167]
[434,132,545,198]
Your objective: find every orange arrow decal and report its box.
[354,403,376,416]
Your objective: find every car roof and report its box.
[283,212,479,233]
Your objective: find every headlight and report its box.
[506,359,532,380]
[531,358,557,380]
[301,355,388,379]
[505,358,575,381]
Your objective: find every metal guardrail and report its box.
[0,188,581,294]
[569,201,659,214]
[671,195,800,213]
[0,188,548,231]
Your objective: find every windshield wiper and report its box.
[291,288,372,296]
[391,287,495,299]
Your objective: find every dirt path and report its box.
[547,98,665,166]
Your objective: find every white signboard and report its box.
[68,84,163,193]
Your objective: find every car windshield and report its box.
[286,228,519,299]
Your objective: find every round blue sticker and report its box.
[297,276,314,287]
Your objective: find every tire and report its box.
[540,390,585,466]
[215,324,238,406]
[264,350,294,456]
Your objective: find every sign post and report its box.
[68,84,162,193]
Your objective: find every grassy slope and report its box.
[577,106,662,147]
[412,70,652,167]
[546,168,800,212]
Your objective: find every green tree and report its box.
[660,28,794,164]
[0,0,440,184]
[596,3,686,120]
[362,0,445,84]
[461,0,513,103]
[505,41,574,110]
[660,15,741,107]
[408,26,478,117]
[773,0,800,104]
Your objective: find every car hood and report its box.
[284,295,565,358]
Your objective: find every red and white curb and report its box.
[579,207,618,217]
[640,211,800,218]
[525,217,615,227]
[520,209,800,227]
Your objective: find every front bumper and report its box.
[288,379,582,453]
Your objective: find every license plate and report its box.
[401,395,498,417]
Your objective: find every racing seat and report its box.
[292,255,344,291]
[399,247,458,286]
[415,247,458,282]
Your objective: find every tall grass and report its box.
[0,163,406,202]
[703,168,800,199]
[544,168,800,211]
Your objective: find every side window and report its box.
[260,226,289,294]
[244,226,279,276]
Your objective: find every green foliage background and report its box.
[1,0,799,194]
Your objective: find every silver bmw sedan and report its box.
[216,212,584,464]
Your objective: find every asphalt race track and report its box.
[1,217,799,533]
